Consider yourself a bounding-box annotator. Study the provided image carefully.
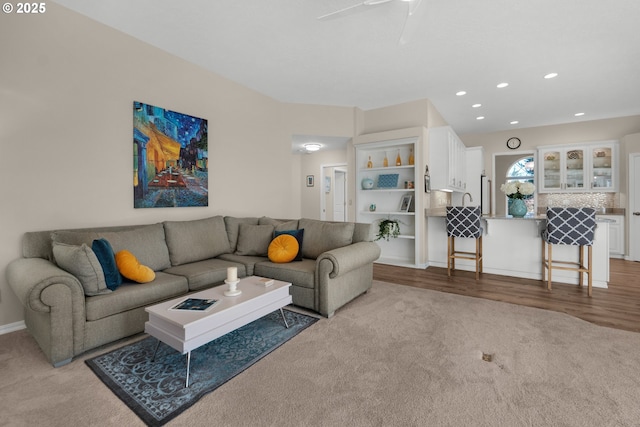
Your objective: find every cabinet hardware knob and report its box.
[634,212,640,216]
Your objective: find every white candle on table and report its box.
[227,267,237,282]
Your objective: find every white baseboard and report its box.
[0,321,26,335]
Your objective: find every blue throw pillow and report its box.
[92,238,123,290]
[274,229,304,261]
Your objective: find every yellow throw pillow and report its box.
[268,234,300,263]
[115,250,156,283]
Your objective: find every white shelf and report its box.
[359,165,414,172]
[362,188,415,192]
[360,211,415,216]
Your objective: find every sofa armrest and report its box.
[316,241,381,279]
[6,258,85,312]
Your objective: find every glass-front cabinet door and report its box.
[590,145,614,190]
[540,149,562,191]
[539,147,586,192]
[564,148,585,190]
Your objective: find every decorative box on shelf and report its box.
[377,174,399,188]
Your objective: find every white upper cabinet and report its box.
[428,126,467,192]
[538,141,618,193]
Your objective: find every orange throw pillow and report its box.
[115,250,156,283]
[268,234,299,263]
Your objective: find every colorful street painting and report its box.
[133,101,208,208]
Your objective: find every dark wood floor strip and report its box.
[373,259,640,333]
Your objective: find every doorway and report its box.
[629,153,640,261]
[321,164,347,221]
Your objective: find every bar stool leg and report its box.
[547,243,553,291]
[475,237,480,280]
[447,236,451,277]
[588,245,593,297]
[578,245,584,288]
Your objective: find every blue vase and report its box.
[509,198,528,218]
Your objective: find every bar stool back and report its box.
[446,206,483,280]
[541,207,597,296]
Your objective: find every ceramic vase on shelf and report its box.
[509,198,528,218]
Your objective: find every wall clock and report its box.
[506,137,521,150]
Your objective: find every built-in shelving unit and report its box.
[354,128,426,267]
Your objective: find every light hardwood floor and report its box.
[373,258,640,333]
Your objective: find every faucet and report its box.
[462,192,473,206]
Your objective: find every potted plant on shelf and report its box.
[375,218,401,241]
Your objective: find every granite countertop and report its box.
[426,207,626,218]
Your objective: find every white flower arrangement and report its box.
[500,181,535,199]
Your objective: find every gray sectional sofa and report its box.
[6,216,380,367]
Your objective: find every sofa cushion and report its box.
[115,250,156,283]
[254,259,315,289]
[85,272,188,321]
[235,224,274,256]
[224,217,260,253]
[164,216,231,266]
[52,223,171,271]
[259,217,299,231]
[268,234,299,263]
[92,238,122,290]
[297,219,355,259]
[164,259,247,291]
[52,242,111,296]
[273,229,304,261]
[217,253,267,276]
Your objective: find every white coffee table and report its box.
[144,275,292,387]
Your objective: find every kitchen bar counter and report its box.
[426,211,610,288]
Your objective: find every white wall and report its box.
[0,3,353,328]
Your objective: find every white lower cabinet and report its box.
[599,215,625,257]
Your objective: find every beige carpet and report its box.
[2,281,640,426]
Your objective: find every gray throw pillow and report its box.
[235,224,275,256]
[52,242,111,296]
[298,219,355,259]
[224,217,260,252]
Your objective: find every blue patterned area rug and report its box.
[86,309,318,426]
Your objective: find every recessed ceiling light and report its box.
[476,116,485,120]
[472,103,482,108]
[497,82,509,88]
[510,120,519,125]
[574,112,585,117]
[544,73,558,79]
[304,143,322,152]
[456,91,467,96]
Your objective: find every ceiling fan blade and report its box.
[398,0,423,45]
[318,0,394,20]
[318,2,366,20]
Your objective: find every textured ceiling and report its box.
[52,0,640,138]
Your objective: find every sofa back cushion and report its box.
[235,224,274,256]
[164,216,231,266]
[224,217,260,253]
[297,218,355,259]
[51,223,171,271]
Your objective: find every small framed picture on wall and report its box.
[306,175,314,187]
